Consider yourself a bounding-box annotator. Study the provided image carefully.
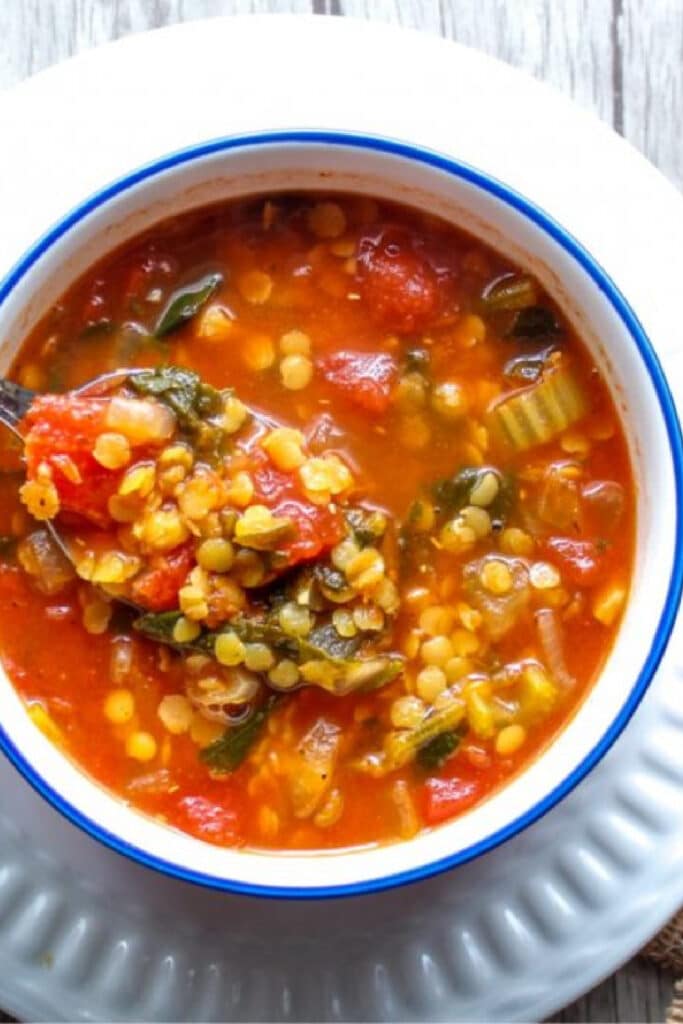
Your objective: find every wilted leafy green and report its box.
[201,695,282,772]
[154,273,222,337]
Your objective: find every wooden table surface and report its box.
[0,1,681,1021]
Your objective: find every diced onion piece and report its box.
[17,530,75,595]
[487,366,588,451]
[105,396,176,445]
[535,607,576,688]
[289,718,341,819]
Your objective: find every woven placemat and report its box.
[644,913,683,1022]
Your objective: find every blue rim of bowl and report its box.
[0,129,681,900]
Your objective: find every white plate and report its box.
[0,14,683,1021]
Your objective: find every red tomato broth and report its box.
[2,192,635,851]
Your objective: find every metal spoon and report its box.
[0,374,403,696]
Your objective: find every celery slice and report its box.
[487,366,588,451]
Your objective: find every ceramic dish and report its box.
[0,128,681,898]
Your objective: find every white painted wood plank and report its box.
[337,0,616,123]
[0,0,314,86]
[620,0,683,190]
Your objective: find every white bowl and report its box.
[0,131,681,899]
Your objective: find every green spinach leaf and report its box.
[154,272,222,337]
[417,729,461,771]
[129,365,226,442]
[432,466,514,530]
[507,306,562,342]
[133,610,402,696]
[200,694,282,773]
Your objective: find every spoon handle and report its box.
[0,379,34,432]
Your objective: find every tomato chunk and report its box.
[542,536,604,587]
[421,775,483,825]
[273,498,344,566]
[357,228,440,333]
[130,544,194,611]
[176,793,243,846]
[251,451,345,567]
[22,395,119,527]
[318,351,398,415]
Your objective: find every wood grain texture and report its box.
[0,1,680,1021]
[621,0,683,189]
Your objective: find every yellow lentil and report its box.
[93,432,131,470]
[345,547,385,592]
[431,380,468,421]
[278,601,313,637]
[420,635,454,667]
[307,201,347,239]
[268,659,300,689]
[214,631,246,666]
[499,527,535,557]
[262,427,306,470]
[158,694,194,735]
[242,333,276,370]
[495,724,527,756]
[125,731,158,762]
[238,270,273,305]
[243,643,276,672]
[416,665,448,702]
[280,354,313,390]
[172,616,202,643]
[451,629,480,657]
[480,559,514,595]
[418,605,454,636]
[197,538,235,573]
[279,329,311,355]
[104,688,135,725]
[469,471,500,507]
[439,518,476,554]
[221,395,249,434]
[225,471,254,508]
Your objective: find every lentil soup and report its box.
[0,193,634,851]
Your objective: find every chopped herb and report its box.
[433,466,480,517]
[313,563,354,601]
[417,729,461,771]
[133,610,402,697]
[129,365,227,444]
[307,622,361,661]
[200,694,282,773]
[154,272,222,337]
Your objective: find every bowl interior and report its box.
[0,135,677,896]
